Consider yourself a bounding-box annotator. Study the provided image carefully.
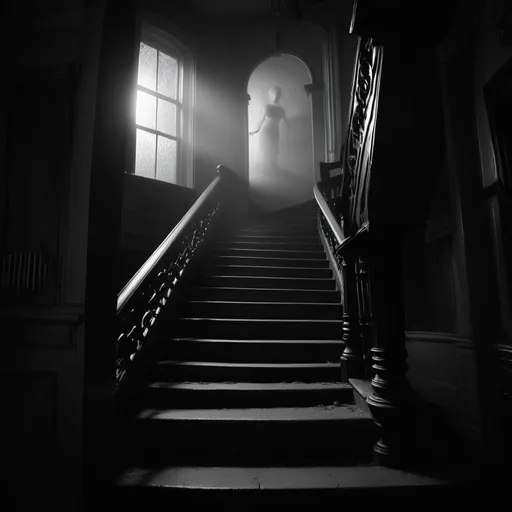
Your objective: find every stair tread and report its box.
[213,248,325,254]
[213,242,323,246]
[186,301,341,307]
[209,265,328,271]
[210,256,327,262]
[148,382,350,391]
[170,337,343,344]
[178,317,343,323]
[137,405,370,421]
[212,255,326,260]
[233,236,320,240]
[158,361,339,368]
[349,378,373,399]
[194,286,338,293]
[117,464,469,489]
[205,275,333,281]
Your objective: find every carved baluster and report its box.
[365,242,415,467]
[355,252,374,379]
[339,249,363,381]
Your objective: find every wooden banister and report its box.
[313,183,344,247]
[116,165,236,385]
[117,174,221,313]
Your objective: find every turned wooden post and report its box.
[339,249,364,382]
[355,251,374,379]
[365,239,415,467]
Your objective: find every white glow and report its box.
[248,54,314,212]
[136,90,156,130]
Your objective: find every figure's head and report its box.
[269,85,282,103]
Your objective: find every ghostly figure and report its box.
[250,85,290,171]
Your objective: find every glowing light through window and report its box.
[134,42,180,183]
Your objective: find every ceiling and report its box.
[187,0,336,19]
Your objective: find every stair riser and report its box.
[208,256,330,268]
[233,236,321,244]
[173,320,343,340]
[165,340,344,363]
[191,288,341,303]
[215,242,323,252]
[212,249,327,259]
[199,276,336,290]
[111,484,466,508]
[151,364,341,383]
[131,418,376,461]
[205,265,332,279]
[237,229,319,237]
[181,302,342,320]
[144,387,354,409]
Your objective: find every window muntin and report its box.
[134,41,180,183]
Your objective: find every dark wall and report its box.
[398,45,481,455]
[119,174,197,289]
[2,1,106,508]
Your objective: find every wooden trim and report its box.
[1,306,84,350]
[405,330,473,350]
[304,81,325,96]
[137,84,180,105]
[135,124,179,142]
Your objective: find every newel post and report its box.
[365,238,415,467]
[338,248,363,382]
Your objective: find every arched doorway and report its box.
[247,54,314,212]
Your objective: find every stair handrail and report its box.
[117,174,221,313]
[314,182,344,248]
[116,166,230,385]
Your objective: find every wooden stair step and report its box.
[145,381,353,408]
[164,337,344,363]
[204,265,332,279]
[232,235,320,243]
[199,276,336,290]
[116,463,473,495]
[214,241,324,251]
[136,405,367,422]
[349,378,373,414]
[151,361,341,382]
[208,255,330,268]
[237,229,319,237]
[190,287,341,303]
[173,317,343,339]
[130,406,376,460]
[211,248,327,259]
[181,301,342,320]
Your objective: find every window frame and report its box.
[130,22,195,188]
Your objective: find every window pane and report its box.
[157,99,177,137]
[158,51,178,99]
[138,43,157,91]
[156,136,177,183]
[136,90,156,130]
[135,129,156,178]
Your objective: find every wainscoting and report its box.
[405,331,481,455]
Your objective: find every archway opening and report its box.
[248,53,314,212]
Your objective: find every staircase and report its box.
[113,202,472,508]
